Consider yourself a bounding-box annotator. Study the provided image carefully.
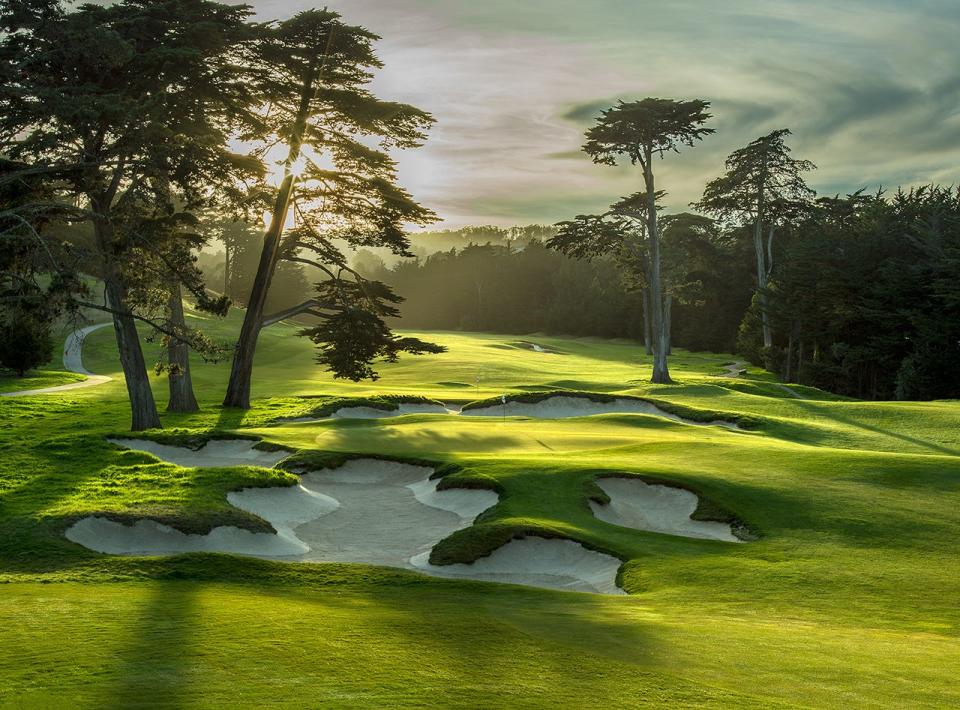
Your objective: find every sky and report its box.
[253,0,960,228]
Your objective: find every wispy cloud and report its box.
[255,1,960,225]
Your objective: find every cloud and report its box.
[247,1,960,225]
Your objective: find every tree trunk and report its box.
[766,224,776,279]
[784,328,794,383]
[166,284,199,414]
[665,293,673,356]
[223,238,232,299]
[797,340,805,385]
[642,287,653,355]
[643,152,672,384]
[754,225,773,349]
[103,272,162,431]
[754,154,773,349]
[222,178,293,409]
[223,55,320,410]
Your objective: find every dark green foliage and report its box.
[386,240,642,336]
[0,314,52,376]
[254,6,437,282]
[752,186,960,400]
[377,238,745,351]
[0,0,263,429]
[563,97,715,384]
[695,128,816,351]
[298,279,445,381]
[0,158,89,332]
[696,129,816,228]
[223,8,439,409]
[583,98,714,165]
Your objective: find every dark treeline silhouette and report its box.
[352,230,753,354]
[356,188,960,402]
[747,186,960,400]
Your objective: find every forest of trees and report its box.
[2,0,959,431]
[353,183,960,401]
[751,187,960,400]
[352,223,753,355]
[0,2,441,428]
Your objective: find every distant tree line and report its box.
[354,225,753,354]
[3,0,957,417]
[358,183,960,402]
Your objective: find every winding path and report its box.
[1,323,113,398]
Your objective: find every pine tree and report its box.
[223,9,440,408]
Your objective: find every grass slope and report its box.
[1,316,958,707]
[0,369,86,394]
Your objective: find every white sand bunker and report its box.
[463,396,742,429]
[67,514,315,557]
[289,460,498,568]
[590,477,743,543]
[108,438,290,469]
[66,443,624,593]
[412,537,624,595]
[517,341,555,353]
[284,402,452,423]
[330,403,452,419]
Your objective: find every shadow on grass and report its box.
[788,398,960,456]
[106,581,197,707]
[89,555,666,706]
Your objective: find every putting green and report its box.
[1,316,958,706]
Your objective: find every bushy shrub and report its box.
[0,316,53,376]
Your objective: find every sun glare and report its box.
[290,155,308,178]
[262,208,297,231]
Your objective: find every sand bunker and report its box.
[107,438,290,469]
[287,395,740,430]
[66,516,311,557]
[228,485,340,542]
[283,402,452,423]
[515,341,561,354]
[590,477,743,543]
[330,403,452,419]
[463,396,742,429]
[283,460,491,568]
[721,361,748,378]
[67,456,489,568]
[411,537,624,595]
[67,445,623,593]
[407,477,498,519]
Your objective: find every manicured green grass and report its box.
[1,316,958,707]
[0,369,86,394]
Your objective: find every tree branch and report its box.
[260,298,334,328]
[74,299,210,349]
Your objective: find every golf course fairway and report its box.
[1,318,958,707]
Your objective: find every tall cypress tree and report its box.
[580,98,713,384]
[696,129,815,349]
[223,9,439,408]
